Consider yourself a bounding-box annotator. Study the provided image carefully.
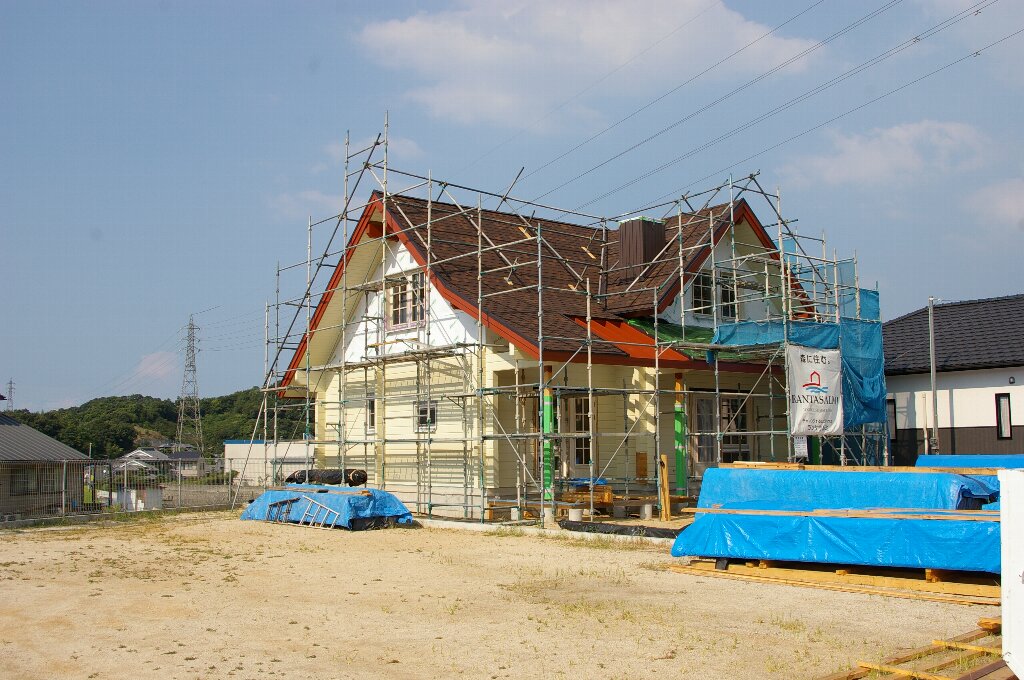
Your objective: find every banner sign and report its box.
[787,345,843,436]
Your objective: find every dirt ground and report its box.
[0,511,999,680]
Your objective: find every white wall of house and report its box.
[658,227,777,328]
[887,367,1022,430]
[332,240,479,364]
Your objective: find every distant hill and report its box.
[10,388,308,459]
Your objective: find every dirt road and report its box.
[0,512,998,679]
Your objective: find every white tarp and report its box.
[786,344,843,436]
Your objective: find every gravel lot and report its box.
[0,511,999,679]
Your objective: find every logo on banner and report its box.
[802,371,828,394]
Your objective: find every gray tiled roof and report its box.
[883,293,1024,375]
[0,414,91,462]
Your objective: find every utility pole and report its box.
[928,296,939,455]
[176,316,205,455]
[5,379,12,411]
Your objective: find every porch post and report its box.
[674,372,688,497]
[542,364,554,504]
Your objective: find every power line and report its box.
[533,0,905,202]
[638,21,1024,210]
[574,0,1002,211]
[459,0,723,173]
[520,0,830,188]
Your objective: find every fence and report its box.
[0,459,238,523]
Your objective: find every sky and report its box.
[2,0,1023,411]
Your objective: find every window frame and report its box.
[886,398,897,442]
[386,271,426,331]
[365,390,376,435]
[571,397,592,466]
[415,399,438,433]
[996,393,1012,440]
[720,277,738,319]
[692,272,714,316]
[11,466,38,496]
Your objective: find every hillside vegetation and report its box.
[11,388,308,459]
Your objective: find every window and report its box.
[720,278,737,319]
[720,397,750,463]
[11,467,37,496]
[695,396,716,463]
[997,393,1012,440]
[887,399,897,442]
[388,271,425,329]
[416,400,438,432]
[365,391,376,434]
[692,272,713,315]
[572,397,591,466]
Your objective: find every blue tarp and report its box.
[240,485,413,529]
[694,468,996,511]
[916,454,1024,469]
[671,468,1001,573]
[673,513,1000,572]
[711,318,886,430]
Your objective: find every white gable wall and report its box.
[332,239,479,365]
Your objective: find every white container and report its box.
[1000,469,1023,676]
[567,508,584,522]
[640,503,654,520]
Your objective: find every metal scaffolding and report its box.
[240,121,886,523]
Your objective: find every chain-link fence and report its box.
[0,459,237,523]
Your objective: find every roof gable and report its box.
[283,193,782,386]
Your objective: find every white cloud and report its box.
[780,120,990,187]
[965,177,1024,236]
[269,189,346,221]
[357,1,818,130]
[134,352,179,381]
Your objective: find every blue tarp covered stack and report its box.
[241,484,413,530]
[671,467,1001,573]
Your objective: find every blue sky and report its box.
[3,0,1023,411]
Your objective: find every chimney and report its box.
[617,217,664,278]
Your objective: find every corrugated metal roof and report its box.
[883,293,1024,375]
[0,414,91,461]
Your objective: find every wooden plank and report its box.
[720,463,1008,475]
[813,630,990,680]
[675,506,999,522]
[856,661,954,680]
[977,618,1002,634]
[659,454,671,521]
[952,660,1011,680]
[668,564,999,605]
[931,640,1001,655]
[681,560,1000,599]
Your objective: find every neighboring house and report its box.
[885,294,1023,463]
[0,413,91,517]
[165,449,208,477]
[280,189,882,516]
[223,440,311,486]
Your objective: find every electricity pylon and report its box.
[175,316,204,454]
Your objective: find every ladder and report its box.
[296,495,341,529]
[266,496,301,523]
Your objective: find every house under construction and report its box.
[253,128,887,520]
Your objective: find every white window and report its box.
[720,277,737,319]
[695,396,716,463]
[416,400,438,432]
[388,271,425,330]
[720,397,750,462]
[572,397,591,466]
[692,272,713,315]
[997,393,1012,440]
[365,391,376,434]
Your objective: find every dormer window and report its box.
[387,271,425,330]
[693,272,714,315]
